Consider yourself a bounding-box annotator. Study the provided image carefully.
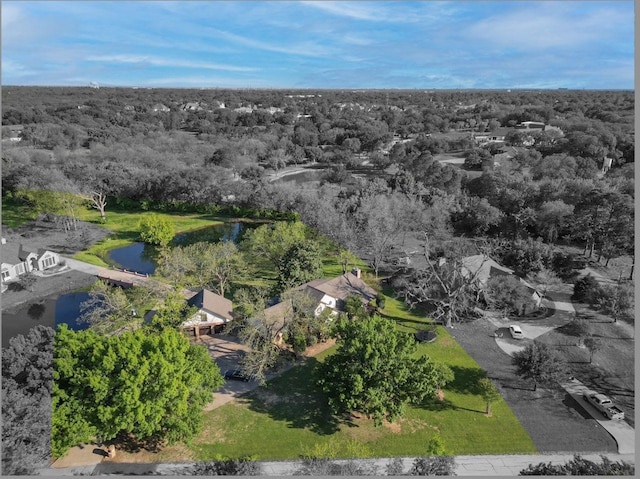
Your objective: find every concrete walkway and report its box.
[43,452,635,476]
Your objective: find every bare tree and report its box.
[398,235,484,327]
[81,191,107,223]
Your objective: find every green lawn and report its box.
[190,293,536,460]
[74,209,228,267]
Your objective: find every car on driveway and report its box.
[224,369,250,382]
[509,324,524,339]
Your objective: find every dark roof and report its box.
[187,289,234,321]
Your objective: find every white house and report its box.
[261,270,377,344]
[181,289,234,337]
[1,243,61,287]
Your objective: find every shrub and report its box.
[138,214,175,246]
[408,456,456,476]
[572,275,601,302]
[189,458,261,476]
[520,454,634,475]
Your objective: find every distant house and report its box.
[460,255,541,306]
[516,121,546,130]
[3,124,23,142]
[182,102,203,112]
[474,128,511,146]
[181,289,234,337]
[151,103,170,113]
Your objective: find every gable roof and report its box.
[187,289,233,321]
[300,272,377,303]
[461,255,514,286]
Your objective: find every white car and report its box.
[509,324,524,340]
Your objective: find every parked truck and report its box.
[582,390,625,420]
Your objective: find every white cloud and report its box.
[85,54,259,72]
[467,4,631,51]
[205,27,335,57]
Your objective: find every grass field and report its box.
[187,294,536,461]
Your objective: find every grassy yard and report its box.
[187,294,536,461]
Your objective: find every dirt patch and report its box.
[3,214,110,255]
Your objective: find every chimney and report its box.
[351,267,361,279]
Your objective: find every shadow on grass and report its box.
[418,396,485,414]
[242,357,341,435]
[446,366,488,396]
[563,394,592,420]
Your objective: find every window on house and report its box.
[2,270,9,280]
[16,263,25,274]
[200,313,207,322]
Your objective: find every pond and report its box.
[2,291,91,347]
[107,221,258,275]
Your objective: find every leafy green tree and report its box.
[573,275,600,302]
[241,221,308,269]
[484,275,533,316]
[594,283,634,323]
[138,214,175,246]
[149,291,198,332]
[318,315,439,426]
[535,200,574,244]
[157,241,245,297]
[79,280,157,334]
[337,248,358,275]
[276,240,323,292]
[520,454,634,475]
[527,267,562,301]
[583,337,603,364]
[477,377,501,416]
[432,362,455,400]
[512,343,567,392]
[17,272,37,292]
[53,326,223,458]
[2,326,54,475]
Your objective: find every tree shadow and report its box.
[112,433,163,454]
[562,394,592,420]
[447,366,488,396]
[418,396,485,414]
[241,357,342,435]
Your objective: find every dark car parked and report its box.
[224,369,250,382]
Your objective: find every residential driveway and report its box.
[196,334,257,410]
[561,378,635,454]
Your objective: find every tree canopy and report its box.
[318,315,440,425]
[2,325,54,475]
[138,214,175,247]
[52,325,223,458]
[511,342,567,391]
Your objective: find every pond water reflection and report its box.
[107,222,257,275]
[2,291,90,347]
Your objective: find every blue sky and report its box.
[1,1,634,89]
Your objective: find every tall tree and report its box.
[276,240,324,292]
[157,241,245,297]
[241,221,308,269]
[2,326,54,475]
[477,377,501,416]
[52,326,223,458]
[318,315,439,425]
[512,343,567,391]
